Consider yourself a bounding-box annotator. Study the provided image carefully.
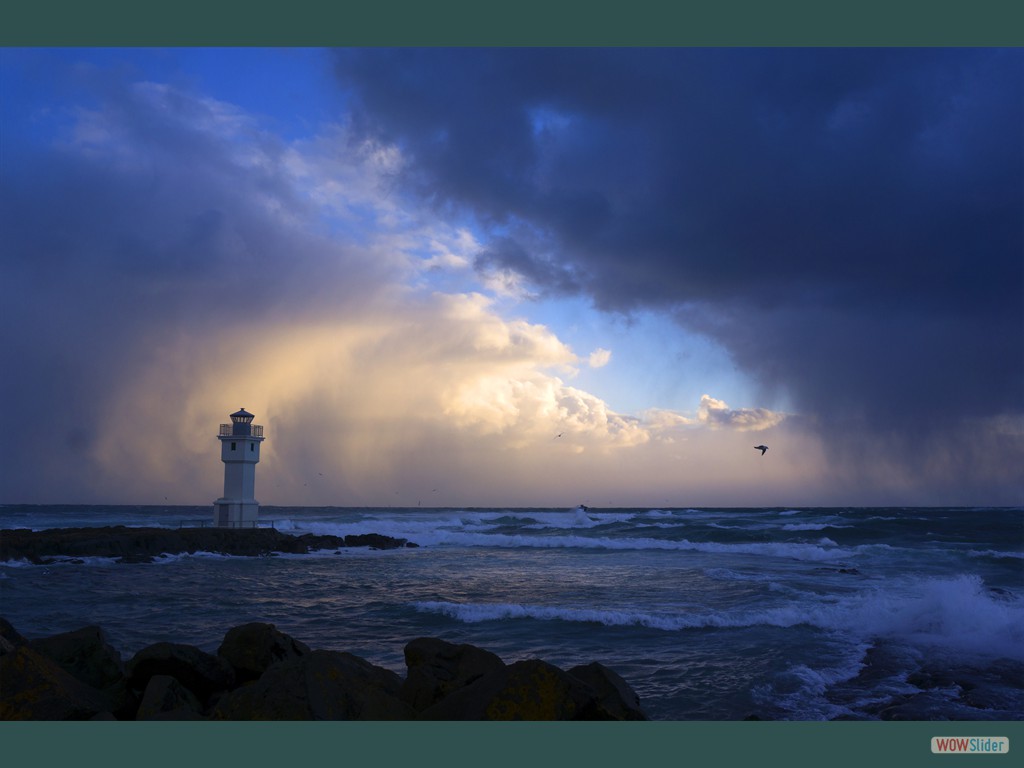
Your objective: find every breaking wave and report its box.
[413,574,1024,661]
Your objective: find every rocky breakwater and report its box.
[0,526,417,564]
[0,619,648,720]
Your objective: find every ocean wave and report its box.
[826,574,1024,661]
[968,549,1024,560]
[278,509,633,537]
[413,574,1024,661]
[781,523,854,532]
[411,600,747,630]
[412,598,857,632]
[703,567,779,583]
[273,517,861,561]
[707,522,772,531]
[150,551,237,563]
[518,509,636,530]
[434,532,853,561]
[751,648,873,721]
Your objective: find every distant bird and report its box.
[755,445,768,455]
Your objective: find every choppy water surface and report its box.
[2,505,1021,720]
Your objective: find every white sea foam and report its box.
[751,648,870,720]
[828,574,1024,660]
[752,575,1024,718]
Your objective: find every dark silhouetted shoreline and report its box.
[0,526,417,565]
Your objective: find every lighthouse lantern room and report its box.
[213,408,266,528]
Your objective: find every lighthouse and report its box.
[213,408,266,528]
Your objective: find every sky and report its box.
[1,47,1021,508]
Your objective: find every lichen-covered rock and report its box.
[29,624,124,691]
[418,658,601,720]
[568,662,648,720]
[212,650,414,720]
[126,642,235,705]
[400,636,506,712]
[136,674,205,720]
[217,622,311,683]
[0,617,28,650]
[0,646,111,720]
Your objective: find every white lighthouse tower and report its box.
[213,408,266,528]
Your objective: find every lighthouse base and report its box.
[213,499,260,529]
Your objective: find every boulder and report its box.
[212,650,414,720]
[418,658,602,720]
[341,533,414,550]
[0,617,649,721]
[136,674,205,720]
[568,662,647,720]
[400,637,506,712]
[0,616,27,650]
[126,642,235,705]
[0,646,111,720]
[217,622,311,683]
[29,624,124,691]
[28,624,132,716]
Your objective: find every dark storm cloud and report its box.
[334,48,1024,442]
[474,236,581,295]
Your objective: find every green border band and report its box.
[2,0,1024,45]
[4,722,1020,768]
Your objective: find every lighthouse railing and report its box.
[220,424,264,437]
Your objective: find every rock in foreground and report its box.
[0,526,416,564]
[0,620,647,721]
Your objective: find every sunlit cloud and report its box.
[696,394,787,432]
[588,348,612,368]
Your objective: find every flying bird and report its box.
[755,445,768,455]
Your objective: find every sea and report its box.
[1,504,1021,721]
